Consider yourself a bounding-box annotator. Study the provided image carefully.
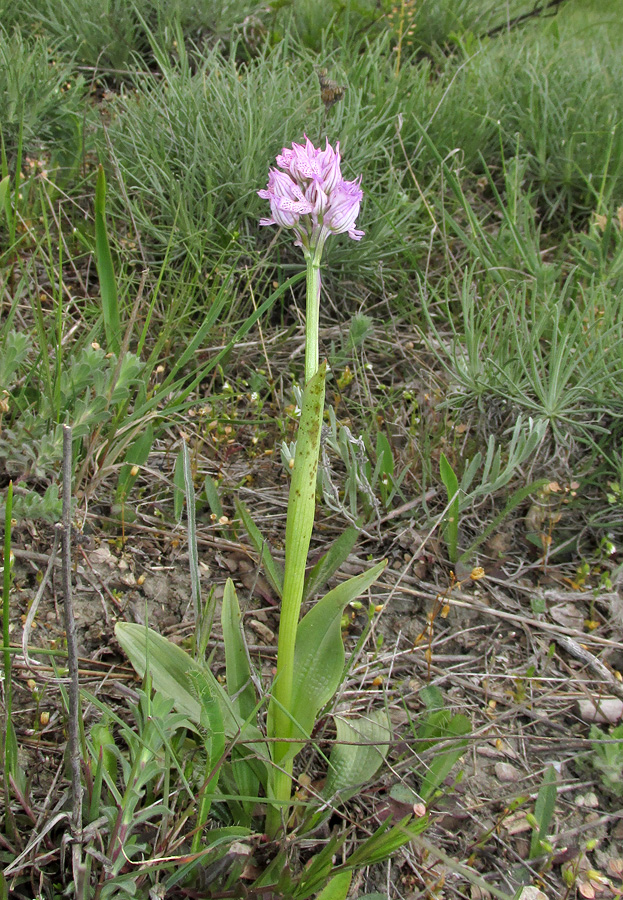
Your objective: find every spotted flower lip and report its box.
[258,136,364,252]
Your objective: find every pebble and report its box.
[577,697,623,725]
[494,762,522,783]
[575,792,600,809]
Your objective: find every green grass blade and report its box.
[173,445,186,524]
[419,713,470,802]
[303,524,360,602]
[313,872,352,900]
[115,422,154,504]
[2,481,17,782]
[221,578,256,722]
[182,442,201,631]
[0,175,9,226]
[235,500,283,599]
[458,479,549,566]
[529,764,557,858]
[204,475,225,522]
[439,452,460,564]
[95,165,121,354]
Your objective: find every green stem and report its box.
[266,250,324,835]
[267,365,325,836]
[304,247,322,384]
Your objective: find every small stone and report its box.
[577,698,623,725]
[516,888,549,900]
[249,620,275,643]
[494,762,522,783]
[575,792,600,809]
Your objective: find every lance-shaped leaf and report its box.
[221,579,257,722]
[114,622,268,777]
[302,523,360,602]
[418,712,470,801]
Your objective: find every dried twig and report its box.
[61,425,85,893]
[553,633,623,701]
[483,0,568,39]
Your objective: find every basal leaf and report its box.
[280,560,386,762]
[419,713,470,801]
[323,709,391,801]
[303,524,360,602]
[221,578,257,722]
[186,667,225,767]
[114,622,267,775]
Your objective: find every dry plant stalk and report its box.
[61,424,85,892]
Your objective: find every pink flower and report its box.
[323,178,364,241]
[258,136,364,253]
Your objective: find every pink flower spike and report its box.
[258,136,363,252]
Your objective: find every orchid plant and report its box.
[257,137,377,833]
[115,139,426,866]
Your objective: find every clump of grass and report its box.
[0,27,87,164]
[390,14,623,222]
[98,39,320,273]
[12,0,260,78]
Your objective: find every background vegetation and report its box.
[2,0,623,897]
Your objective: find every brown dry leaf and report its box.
[239,570,276,604]
[504,811,532,836]
[485,530,513,559]
[549,601,585,631]
[525,502,549,536]
[470,886,491,899]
